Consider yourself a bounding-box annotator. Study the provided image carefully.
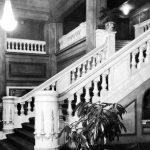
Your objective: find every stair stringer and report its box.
[111,78,150,145]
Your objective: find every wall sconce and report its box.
[0,0,17,32]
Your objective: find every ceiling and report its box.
[0,0,81,21]
[0,0,149,21]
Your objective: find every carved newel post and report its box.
[34,91,59,150]
[2,96,17,133]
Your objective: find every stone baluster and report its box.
[76,66,81,79]
[12,42,15,50]
[86,59,91,72]
[82,62,87,76]
[96,52,102,65]
[22,43,25,51]
[67,96,73,124]
[16,42,19,50]
[71,70,76,83]
[34,91,59,150]
[36,44,38,52]
[85,82,91,102]
[101,71,108,97]
[35,43,37,52]
[27,99,32,115]
[39,44,41,52]
[31,43,33,51]
[76,89,82,105]
[131,50,137,71]
[51,82,56,91]
[92,77,100,103]
[43,44,45,52]
[146,40,150,63]
[7,41,10,50]
[91,56,96,68]
[20,102,25,116]
[2,96,17,134]
[137,46,144,69]
[27,43,30,51]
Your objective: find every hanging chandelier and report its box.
[0,0,17,32]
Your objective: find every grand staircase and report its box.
[1,19,150,150]
[0,118,34,150]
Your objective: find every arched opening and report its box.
[142,89,150,120]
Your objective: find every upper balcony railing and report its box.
[59,22,86,50]
[134,18,150,38]
[7,38,46,54]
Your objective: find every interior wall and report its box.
[112,78,150,145]
[7,19,45,41]
[63,1,86,35]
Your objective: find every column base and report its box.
[3,128,14,134]
[0,131,6,139]
[34,145,59,150]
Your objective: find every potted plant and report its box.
[59,101,127,150]
[98,7,121,31]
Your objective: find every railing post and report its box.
[2,96,17,134]
[96,29,107,48]
[134,24,143,38]
[34,91,59,150]
[106,31,116,57]
[96,29,116,57]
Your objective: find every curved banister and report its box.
[15,38,108,104]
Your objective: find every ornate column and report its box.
[34,91,59,150]
[86,0,108,52]
[2,96,17,134]
[96,0,107,28]
[44,22,63,77]
[0,27,6,130]
[86,0,97,52]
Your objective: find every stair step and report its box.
[116,40,131,51]
[7,134,34,150]
[22,122,34,132]
[29,117,35,124]
[14,128,34,143]
[0,139,18,150]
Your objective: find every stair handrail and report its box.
[58,28,150,102]
[15,38,108,104]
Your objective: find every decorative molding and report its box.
[9,62,46,78]
[56,37,86,55]
[6,86,35,96]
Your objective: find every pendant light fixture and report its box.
[0,0,17,32]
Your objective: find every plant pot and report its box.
[105,21,116,31]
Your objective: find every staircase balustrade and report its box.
[2,20,150,150]
[7,38,46,54]
[59,29,150,125]
[2,28,123,149]
[134,18,150,38]
[11,30,115,127]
